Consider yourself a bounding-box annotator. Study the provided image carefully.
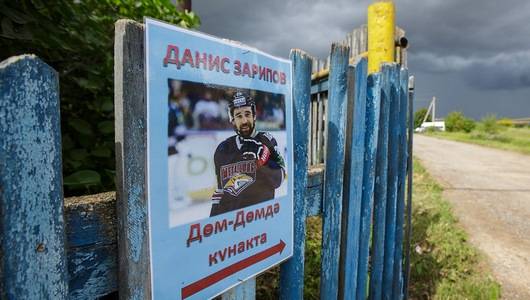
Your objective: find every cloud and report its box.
[411,51,530,89]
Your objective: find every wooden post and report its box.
[356,71,382,300]
[392,68,409,299]
[339,58,368,300]
[114,19,151,299]
[279,49,312,300]
[0,55,68,299]
[382,64,400,299]
[222,279,256,300]
[369,64,393,300]
[321,43,349,300]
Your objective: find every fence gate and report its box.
[0,20,413,300]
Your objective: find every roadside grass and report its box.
[409,159,500,299]
[425,126,530,155]
[256,159,500,299]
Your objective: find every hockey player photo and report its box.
[167,80,288,226]
[210,91,286,216]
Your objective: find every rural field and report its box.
[425,125,530,155]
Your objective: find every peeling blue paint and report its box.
[0,55,68,299]
[321,44,350,300]
[279,50,312,300]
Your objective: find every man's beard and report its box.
[236,121,255,138]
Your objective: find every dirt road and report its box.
[414,135,530,299]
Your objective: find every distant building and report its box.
[415,120,445,132]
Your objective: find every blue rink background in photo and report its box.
[145,18,294,299]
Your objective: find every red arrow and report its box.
[181,239,286,299]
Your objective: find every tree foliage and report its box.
[1,0,200,195]
[445,111,475,133]
[414,107,431,129]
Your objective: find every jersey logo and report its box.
[221,160,256,196]
[224,173,254,196]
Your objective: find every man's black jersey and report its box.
[210,132,285,216]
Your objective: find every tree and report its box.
[1,1,200,195]
[414,107,431,129]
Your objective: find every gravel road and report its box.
[414,135,530,299]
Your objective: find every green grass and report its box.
[256,159,500,299]
[409,159,500,299]
[425,126,530,155]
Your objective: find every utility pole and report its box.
[432,96,436,122]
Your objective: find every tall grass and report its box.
[409,159,500,299]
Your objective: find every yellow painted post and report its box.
[367,1,395,74]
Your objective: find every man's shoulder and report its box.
[256,131,278,145]
[215,135,237,153]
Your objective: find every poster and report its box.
[145,18,294,299]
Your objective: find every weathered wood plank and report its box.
[369,64,393,300]
[67,244,117,299]
[279,49,312,300]
[222,278,256,300]
[321,43,349,300]
[392,68,409,300]
[306,167,324,217]
[0,55,68,299]
[403,75,415,300]
[64,192,117,299]
[382,64,400,299]
[356,72,382,300]
[114,19,151,299]
[317,95,324,163]
[65,192,117,248]
[340,58,368,300]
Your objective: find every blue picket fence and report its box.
[0,35,413,299]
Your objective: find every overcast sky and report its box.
[194,0,530,119]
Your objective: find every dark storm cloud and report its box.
[412,51,530,89]
[195,0,367,58]
[194,0,530,117]
[397,0,530,90]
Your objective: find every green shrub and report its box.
[497,118,513,127]
[481,114,499,134]
[445,112,475,133]
[1,1,200,195]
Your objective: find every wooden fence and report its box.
[0,21,413,300]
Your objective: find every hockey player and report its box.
[210,91,285,216]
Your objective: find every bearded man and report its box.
[209,91,285,216]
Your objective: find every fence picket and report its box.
[340,59,368,300]
[392,68,409,299]
[356,71,382,300]
[279,49,312,300]
[382,65,401,299]
[369,64,393,300]
[114,20,151,299]
[321,43,350,300]
[0,55,68,299]
[403,75,415,300]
